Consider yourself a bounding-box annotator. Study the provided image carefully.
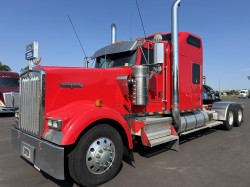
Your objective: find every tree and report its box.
[0,61,12,71]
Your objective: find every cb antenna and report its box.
[67,15,88,67]
[135,0,147,38]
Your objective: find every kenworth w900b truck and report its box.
[12,0,243,186]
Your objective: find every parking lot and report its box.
[0,98,250,187]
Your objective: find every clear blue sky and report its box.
[1,0,250,90]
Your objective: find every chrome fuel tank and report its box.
[178,110,209,133]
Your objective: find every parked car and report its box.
[238,89,249,98]
[0,71,19,113]
[202,85,221,104]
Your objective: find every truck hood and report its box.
[37,66,132,115]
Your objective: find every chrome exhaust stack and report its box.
[111,23,117,44]
[171,0,181,132]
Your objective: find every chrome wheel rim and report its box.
[228,111,234,126]
[86,137,115,175]
[238,109,243,122]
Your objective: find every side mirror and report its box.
[153,34,164,64]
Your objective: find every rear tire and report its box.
[234,105,243,127]
[222,105,235,131]
[68,124,123,187]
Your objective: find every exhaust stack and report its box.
[171,0,181,131]
[111,23,117,44]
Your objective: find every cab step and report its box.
[137,116,179,150]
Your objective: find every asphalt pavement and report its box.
[0,98,250,187]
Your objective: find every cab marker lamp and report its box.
[95,99,103,107]
[47,118,62,130]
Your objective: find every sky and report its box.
[1,0,250,91]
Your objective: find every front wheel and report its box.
[68,124,123,187]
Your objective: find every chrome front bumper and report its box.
[0,106,18,113]
[11,125,65,180]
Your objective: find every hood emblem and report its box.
[59,82,84,89]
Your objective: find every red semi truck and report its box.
[0,71,19,113]
[12,0,243,186]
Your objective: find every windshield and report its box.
[0,78,19,87]
[240,91,247,94]
[204,85,214,92]
[95,50,137,68]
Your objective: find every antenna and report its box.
[129,7,133,41]
[135,0,147,38]
[67,15,88,67]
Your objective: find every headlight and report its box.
[0,100,5,107]
[47,119,62,130]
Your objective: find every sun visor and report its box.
[92,41,138,59]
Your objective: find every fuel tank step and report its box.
[149,134,179,148]
[138,116,179,149]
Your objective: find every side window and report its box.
[192,63,200,84]
[141,48,154,65]
[187,35,201,48]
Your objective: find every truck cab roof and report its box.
[0,71,19,78]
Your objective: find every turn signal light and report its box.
[95,99,103,107]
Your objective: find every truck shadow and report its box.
[179,127,219,145]
[40,163,124,187]
[21,157,76,187]
[0,113,15,117]
[131,127,220,159]
[41,172,75,187]
[39,158,124,187]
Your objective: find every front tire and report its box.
[222,105,235,131]
[68,124,123,187]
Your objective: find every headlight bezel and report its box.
[46,118,62,131]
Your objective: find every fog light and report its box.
[52,121,58,128]
[48,120,53,127]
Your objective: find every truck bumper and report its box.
[0,106,18,113]
[11,126,65,180]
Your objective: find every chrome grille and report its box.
[20,72,44,137]
[3,92,19,107]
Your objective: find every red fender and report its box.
[44,100,133,149]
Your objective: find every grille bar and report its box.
[20,75,42,136]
